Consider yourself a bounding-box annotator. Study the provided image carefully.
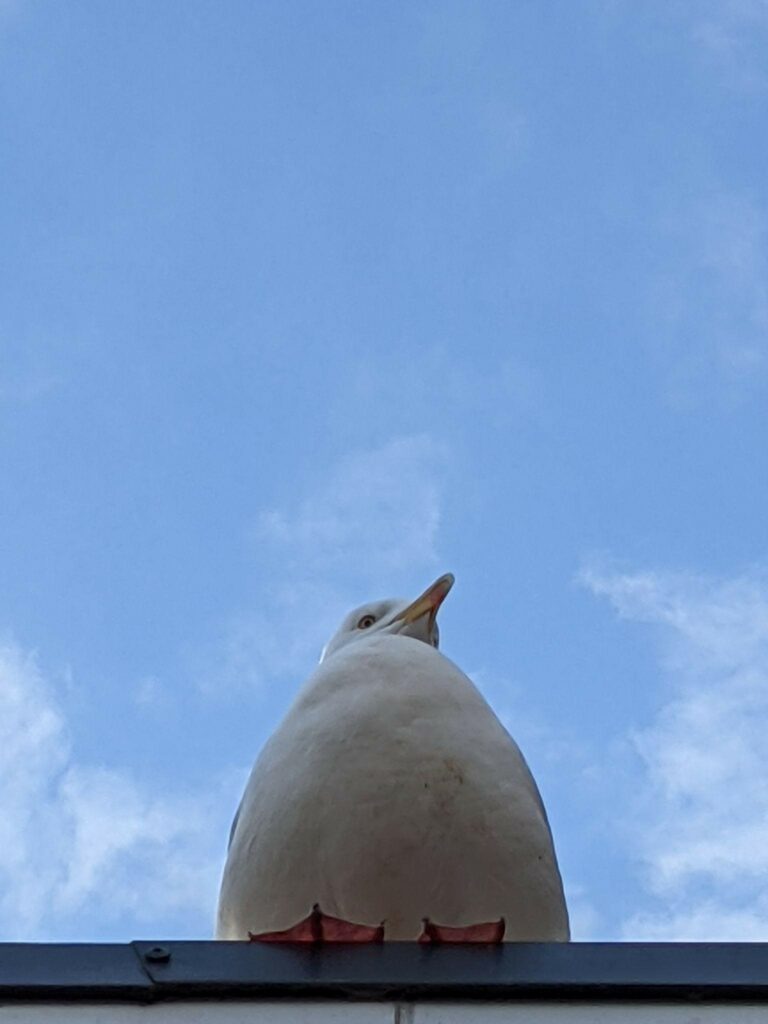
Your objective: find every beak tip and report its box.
[438,572,455,595]
[430,572,455,611]
[394,573,456,627]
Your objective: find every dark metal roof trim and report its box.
[0,942,767,1003]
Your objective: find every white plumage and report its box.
[216,574,569,941]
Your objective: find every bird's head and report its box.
[320,573,454,662]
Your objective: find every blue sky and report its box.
[1,0,767,942]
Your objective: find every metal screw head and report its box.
[145,946,171,964]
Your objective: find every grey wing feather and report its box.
[227,800,242,850]
[501,724,551,827]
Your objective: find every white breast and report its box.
[216,635,569,941]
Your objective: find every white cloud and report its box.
[599,1,768,92]
[625,901,768,942]
[0,331,63,405]
[566,883,605,941]
[487,675,594,785]
[581,564,768,940]
[0,1,24,22]
[345,351,544,436]
[0,371,60,403]
[470,669,600,939]
[198,580,347,693]
[133,674,169,709]
[0,640,228,939]
[254,434,447,579]
[691,0,768,91]
[652,190,768,403]
[201,435,449,692]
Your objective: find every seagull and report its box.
[216,573,569,942]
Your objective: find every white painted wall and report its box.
[0,1003,765,1024]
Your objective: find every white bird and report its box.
[216,573,569,942]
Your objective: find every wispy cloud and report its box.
[598,1,768,92]
[491,684,601,941]
[652,189,768,404]
[0,372,60,403]
[198,435,449,692]
[627,902,768,942]
[691,0,768,91]
[566,883,605,941]
[254,434,447,579]
[344,351,545,437]
[0,1,24,22]
[581,563,768,940]
[0,640,230,939]
[0,328,64,404]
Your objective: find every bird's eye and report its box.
[357,614,376,629]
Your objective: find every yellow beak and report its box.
[391,573,455,625]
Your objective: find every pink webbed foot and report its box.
[249,904,384,943]
[418,917,506,944]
